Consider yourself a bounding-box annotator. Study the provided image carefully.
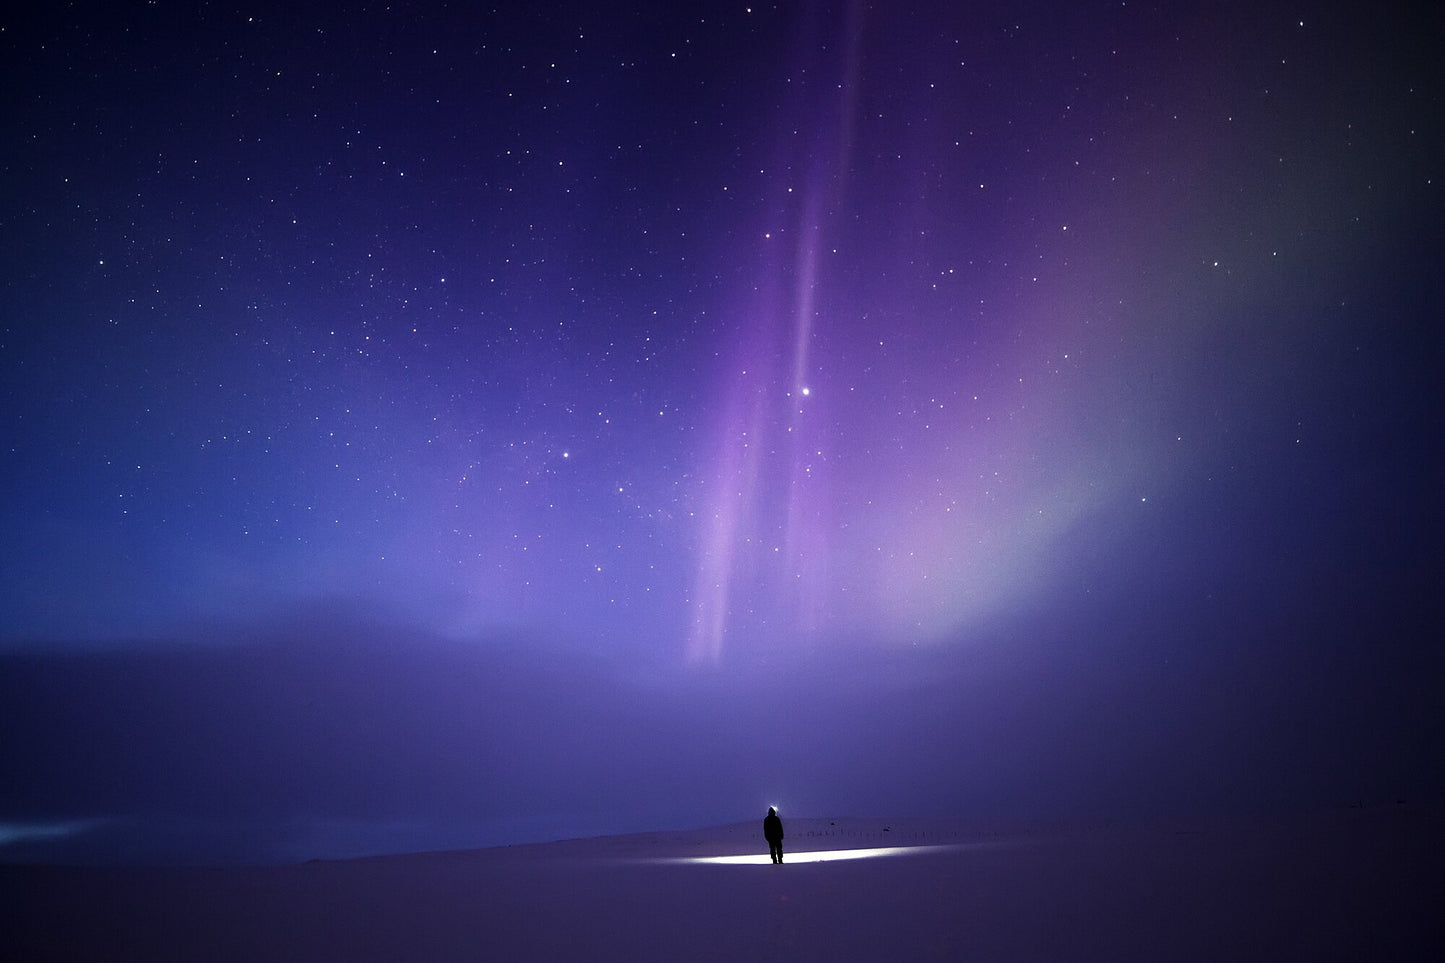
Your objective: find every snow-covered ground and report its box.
[3,806,1438,960]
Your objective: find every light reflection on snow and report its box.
[679,844,960,865]
[0,819,99,846]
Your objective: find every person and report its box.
[763,807,784,864]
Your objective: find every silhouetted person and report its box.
[763,807,784,864]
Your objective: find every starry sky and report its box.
[2,1,1441,864]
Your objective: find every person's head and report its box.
[768,807,776,815]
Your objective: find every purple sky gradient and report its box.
[2,0,1441,863]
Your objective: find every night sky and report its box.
[3,1,1441,864]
